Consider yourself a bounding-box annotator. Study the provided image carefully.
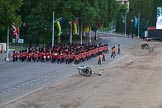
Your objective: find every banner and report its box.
[12,25,20,40]
[73,18,79,34]
[134,16,138,28]
[121,15,125,23]
[156,7,162,29]
[84,25,90,33]
[56,18,62,37]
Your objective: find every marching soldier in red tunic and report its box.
[27,52,32,62]
[111,46,116,58]
[98,54,101,64]
[12,51,17,62]
[117,44,121,54]
[21,51,26,62]
[102,52,106,61]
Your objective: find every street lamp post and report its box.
[136,0,141,38]
[131,19,134,37]
[120,9,128,36]
[138,13,140,38]
[125,12,127,36]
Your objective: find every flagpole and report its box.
[80,22,83,44]
[52,11,55,48]
[138,13,140,38]
[125,12,127,36]
[89,26,91,42]
[6,27,10,61]
[70,20,72,44]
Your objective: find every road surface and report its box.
[0,33,142,107]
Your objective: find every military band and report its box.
[12,43,110,64]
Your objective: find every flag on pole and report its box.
[56,18,62,37]
[134,16,138,28]
[84,25,90,33]
[12,25,20,40]
[73,18,79,34]
[121,15,125,23]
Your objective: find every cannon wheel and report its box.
[83,67,92,77]
[78,70,83,76]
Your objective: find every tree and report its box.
[115,2,127,33]
[96,0,119,27]
[0,0,23,29]
[127,0,161,36]
[18,0,119,44]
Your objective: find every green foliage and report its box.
[2,0,162,43]
[115,0,162,35]
[0,0,23,29]
[98,27,110,32]
[17,0,120,44]
[0,0,121,43]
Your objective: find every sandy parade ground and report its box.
[2,41,162,108]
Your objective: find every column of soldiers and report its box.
[110,46,116,58]
[110,44,121,58]
[12,43,109,64]
[98,44,121,64]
